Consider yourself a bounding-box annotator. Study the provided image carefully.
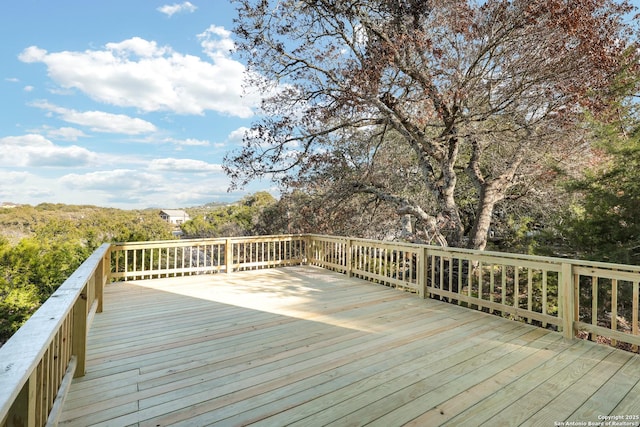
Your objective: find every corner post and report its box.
[225,238,233,274]
[305,235,314,266]
[346,238,353,277]
[304,235,310,265]
[418,246,429,299]
[97,248,110,313]
[72,285,88,377]
[95,259,104,314]
[6,373,36,427]
[561,262,576,340]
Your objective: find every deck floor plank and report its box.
[245,322,534,427]
[518,349,635,427]
[157,314,515,427]
[58,266,640,426]
[482,341,615,426]
[348,328,564,427]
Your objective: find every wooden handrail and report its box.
[110,234,308,280]
[2,234,639,426]
[305,235,640,348]
[0,243,110,427]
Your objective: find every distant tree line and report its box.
[180,192,278,238]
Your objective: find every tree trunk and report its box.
[400,214,413,240]
[468,184,503,250]
[438,138,465,247]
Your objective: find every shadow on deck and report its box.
[59,266,640,426]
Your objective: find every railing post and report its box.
[306,235,314,265]
[303,235,310,265]
[95,258,104,314]
[7,372,37,427]
[72,285,88,378]
[5,373,36,427]
[97,249,110,313]
[561,262,576,340]
[418,246,428,299]
[346,238,353,277]
[225,239,233,274]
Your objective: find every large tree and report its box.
[226,0,637,249]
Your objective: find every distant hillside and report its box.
[0,203,174,246]
[0,202,180,345]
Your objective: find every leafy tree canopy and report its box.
[226,0,639,249]
[561,103,640,264]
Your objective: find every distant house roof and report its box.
[160,209,189,217]
[159,209,191,225]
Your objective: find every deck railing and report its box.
[0,244,110,427]
[307,235,640,350]
[110,233,640,349]
[110,235,307,280]
[1,234,639,426]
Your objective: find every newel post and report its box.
[6,374,36,427]
[346,238,353,277]
[72,285,88,377]
[560,262,576,340]
[98,247,111,313]
[418,246,429,299]
[225,238,233,274]
[95,258,104,314]
[303,234,313,265]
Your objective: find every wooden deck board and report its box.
[58,266,640,426]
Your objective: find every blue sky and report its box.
[0,1,271,209]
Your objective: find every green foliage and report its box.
[181,192,277,238]
[0,204,176,344]
[561,112,640,264]
[0,282,40,341]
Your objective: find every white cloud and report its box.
[148,158,222,173]
[56,169,162,207]
[46,127,88,141]
[5,77,20,83]
[18,46,47,63]
[179,138,210,146]
[5,164,267,208]
[60,169,161,191]
[227,126,250,144]
[23,85,34,92]
[198,25,235,59]
[0,134,97,167]
[31,101,157,134]
[161,137,210,147]
[3,171,31,184]
[157,2,197,17]
[0,173,55,201]
[106,38,169,58]
[67,111,157,134]
[56,168,231,208]
[19,33,259,117]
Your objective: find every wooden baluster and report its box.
[542,270,548,328]
[611,279,618,347]
[527,269,533,324]
[592,275,598,341]
[632,281,639,352]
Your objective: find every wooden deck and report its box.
[59,266,640,427]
